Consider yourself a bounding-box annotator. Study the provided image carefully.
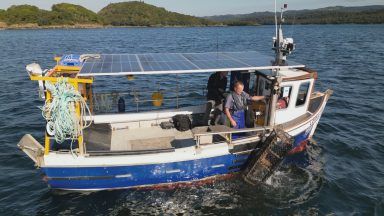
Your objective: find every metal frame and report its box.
[29,75,93,156]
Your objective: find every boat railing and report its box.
[192,126,272,148]
[92,87,207,113]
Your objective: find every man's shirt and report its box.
[225,92,251,112]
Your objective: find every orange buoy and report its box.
[152,92,163,107]
[126,75,135,81]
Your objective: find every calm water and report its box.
[0,25,383,215]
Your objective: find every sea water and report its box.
[0,25,383,215]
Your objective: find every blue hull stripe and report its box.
[43,154,236,190]
[293,126,312,147]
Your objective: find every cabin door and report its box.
[253,75,273,126]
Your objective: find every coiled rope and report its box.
[41,78,92,144]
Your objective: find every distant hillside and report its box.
[98,1,213,26]
[0,3,383,28]
[206,5,384,25]
[1,4,102,27]
[0,1,213,28]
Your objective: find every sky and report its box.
[0,0,383,16]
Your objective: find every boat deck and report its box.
[82,92,325,153]
[84,124,195,151]
[83,123,232,153]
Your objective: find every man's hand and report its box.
[230,119,237,127]
[224,108,237,127]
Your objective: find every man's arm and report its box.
[250,95,265,101]
[225,107,237,127]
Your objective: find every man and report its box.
[206,71,228,125]
[225,81,265,129]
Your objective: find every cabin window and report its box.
[277,86,292,109]
[296,82,310,107]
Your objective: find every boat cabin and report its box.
[24,52,324,158]
[254,68,317,125]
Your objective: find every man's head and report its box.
[233,81,244,95]
[219,71,228,78]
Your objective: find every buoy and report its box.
[152,91,163,107]
[127,75,135,81]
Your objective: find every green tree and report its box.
[0,9,5,21]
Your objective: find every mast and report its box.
[272,3,295,66]
[270,3,295,127]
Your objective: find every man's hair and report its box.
[234,81,244,88]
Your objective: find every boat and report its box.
[18,5,332,191]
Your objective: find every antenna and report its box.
[274,0,278,40]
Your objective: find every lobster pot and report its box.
[243,129,294,185]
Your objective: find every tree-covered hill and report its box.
[0,1,214,28]
[206,5,384,25]
[44,3,103,25]
[4,5,44,24]
[1,4,102,26]
[98,1,213,26]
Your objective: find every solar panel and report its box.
[78,51,305,76]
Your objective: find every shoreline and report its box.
[0,22,382,30]
[0,24,224,30]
